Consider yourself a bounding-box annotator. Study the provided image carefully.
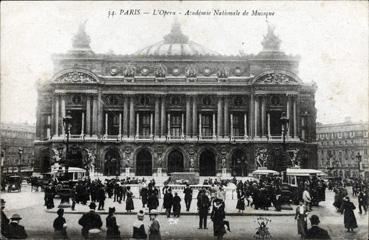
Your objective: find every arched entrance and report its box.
[199,150,216,176]
[167,150,184,173]
[104,148,121,176]
[231,149,248,177]
[136,149,152,176]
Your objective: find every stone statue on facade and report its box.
[221,158,226,168]
[287,149,300,167]
[155,64,167,78]
[190,158,194,168]
[185,65,197,78]
[261,23,281,51]
[123,63,136,78]
[255,148,268,168]
[217,66,229,78]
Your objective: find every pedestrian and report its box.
[132,210,147,239]
[53,208,68,239]
[71,186,76,211]
[305,215,330,239]
[78,202,103,239]
[140,184,149,208]
[97,186,106,210]
[340,196,358,232]
[7,214,28,239]
[1,199,10,238]
[302,187,312,212]
[172,192,181,218]
[236,188,245,213]
[211,198,226,240]
[163,188,173,218]
[358,189,368,214]
[197,189,210,229]
[183,184,193,211]
[106,207,120,239]
[148,209,161,240]
[295,200,308,239]
[148,192,159,212]
[126,186,135,212]
[45,184,55,209]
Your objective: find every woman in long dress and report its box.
[295,200,308,239]
[236,189,245,213]
[148,210,161,240]
[126,186,134,212]
[340,196,358,232]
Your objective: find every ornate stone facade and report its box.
[34,22,318,176]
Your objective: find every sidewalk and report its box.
[46,196,295,216]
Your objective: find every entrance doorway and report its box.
[199,150,216,176]
[231,149,248,176]
[167,150,184,173]
[104,148,121,176]
[136,149,152,176]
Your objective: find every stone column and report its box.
[55,96,59,136]
[293,97,297,138]
[199,113,202,138]
[81,112,85,135]
[105,113,108,136]
[181,113,185,138]
[61,95,66,135]
[224,96,229,138]
[192,96,198,137]
[136,113,139,138]
[217,96,223,138]
[150,113,153,138]
[186,96,191,137]
[154,97,160,137]
[92,96,98,136]
[261,96,266,137]
[254,96,259,138]
[97,92,103,136]
[47,115,51,139]
[118,113,122,137]
[123,97,128,137]
[287,96,291,138]
[129,96,135,138]
[249,94,254,137]
[230,113,233,138]
[167,113,171,138]
[86,96,91,136]
[244,113,248,137]
[161,96,166,137]
[212,113,216,138]
[267,113,271,138]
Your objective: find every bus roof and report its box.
[252,169,279,176]
[286,168,326,176]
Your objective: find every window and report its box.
[170,113,182,137]
[232,113,245,136]
[139,113,151,137]
[201,113,213,137]
[105,112,119,135]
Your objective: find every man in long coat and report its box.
[78,202,103,239]
[183,184,193,212]
[197,189,210,229]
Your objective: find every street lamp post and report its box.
[18,147,23,174]
[280,112,289,171]
[356,152,362,179]
[63,111,72,179]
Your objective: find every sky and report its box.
[1,1,368,125]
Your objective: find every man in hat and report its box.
[183,184,193,212]
[148,210,161,240]
[305,215,331,239]
[78,202,103,239]
[1,199,9,238]
[197,188,211,229]
[7,213,28,239]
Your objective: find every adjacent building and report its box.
[0,122,36,173]
[34,22,318,176]
[316,118,369,178]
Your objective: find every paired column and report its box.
[129,96,135,138]
[254,96,259,138]
[55,96,59,136]
[217,96,223,138]
[293,97,297,138]
[186,96,191,137]
[61,95,66,135]
[267,113,271,138]
[105,113,108,136]
[86,96,91,136]
[192,96,198,137]
[249,94,254,138]
[136,113,139,137]
[244,113,248,138]
[224,97,229,138]
[161,96,166,137]
[92,96,98,136]
[150,113,153,137]
[212,113,216,138]
[47,115,51,139]
[154,97,160,137]
[181,113,185,138]
[199,113,202,138]
[97,92,103,136]
[287,96,292,138]
[230,113,233,138]
[167,113,171,137]
[118,113,122,137]
[81,112,85,136]
[261,96,266,138]
[123,97,128,137]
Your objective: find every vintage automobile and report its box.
[251,169,280,179]
[7,175,22,192]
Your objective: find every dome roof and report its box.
[134,21,220,57]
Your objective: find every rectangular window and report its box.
[170,113,182,138]
[70,110,84,135]
[107,112,120,135]
[232,113,245,137]
[201,113,213,137]
[140,113,151,137]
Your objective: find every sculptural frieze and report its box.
[155,64,167,78]
[185,65,197,78]
[123,63,136,78]
[217,66,229,78]
[257,73,297,85]
[54,71,98,84]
